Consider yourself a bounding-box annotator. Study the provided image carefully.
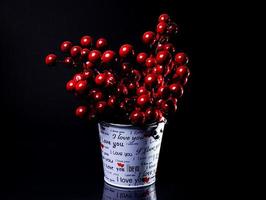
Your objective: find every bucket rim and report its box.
[99,117,167,128]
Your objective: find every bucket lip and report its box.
[104,177,156,189]
[99,117,167,128]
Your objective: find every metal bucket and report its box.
[98,118,167,188]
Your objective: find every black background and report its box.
[0,0,200,198]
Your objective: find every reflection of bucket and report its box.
[98,119,167,188]
[102,182,157,200]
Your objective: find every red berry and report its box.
[157,43,164,52]
[168,96,178,105]
[93,91,104,101]
[163,43,176,53]
[119,101,127,112]
[75,106,87,118]
[84,61,94,69]
[96,101,107,113]
[152,65,164,74]
[64,57,73,66]
[130,110,145,125]
[121,63,131,73]
[116,85,128,96]
[70,46,82,57]
[101,50,116,63]
[161,101,171,114]
[167,23,179,35]
[157,86,170,99]
[145,108,160,122]
[167,98,178,112]
[156,50,171,64]
[144,74,157,87]
[169,83,183,98]
[60,41,72,52]
[136,86,149,96]
[89,88,100,97]
[136,52,148,64]
[156,22,168,34]
[158,13,170,23]
[95,73,106,85]
[174,52,189,65]
[88,50,101,63]
[137,95,150,107]
[96,38,108,49]
[180,77,189,85]
[88,109,97,121]
[145,57,156,68]
[75,80,88,94]
[83,70,94,79]
[105,73,116,87]
[156,99,165,107]
[155,109,163,121]
[124,98,136,110]
[107,96,116,108]
[45,54,57,65]
[119,44,134,58]
[174,65,190,80]
[128,82,137,91]
[142,31,155,44]
[73,73,84,82]
[157,75,164,86]
[80,35,93,47]
[131,69,141,82]
[66,80,76,91]
[81,48,90,58]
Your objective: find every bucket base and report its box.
[104,177,156,189]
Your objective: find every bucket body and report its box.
[98,119,166,188]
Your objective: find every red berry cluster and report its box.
[45,13,190,125]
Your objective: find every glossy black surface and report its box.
[1,0,194,198]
